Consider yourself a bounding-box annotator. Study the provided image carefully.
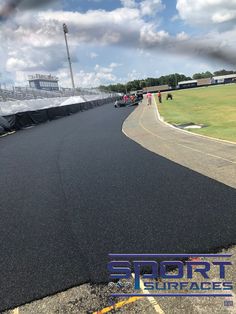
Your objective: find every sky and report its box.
[0,0,236,87]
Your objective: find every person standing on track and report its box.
[157,91,162,103]
[123,94,129,103]
[147,92,152,106]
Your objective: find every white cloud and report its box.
[176,31,189,41]
[5,44,74,72]
[140,0,165,16]
[6,57,30,71]
[75,68,116,87]
[121,0,165,16]
[0,6,160,82]
[212,11,236,24]
[172,1,236,66]
[94,64,113,73]
[13,63,118,88]
[37,8,143,45]
[137,48,151,57]
[1,0,236,88]
[120,0,137,8]
[176,0,236,27]
[171,14,180,22]
[109,62,122,68]
[127,69,139,80]
[90,52,98,59]
[140,25,169,46]
[58,69,105,88]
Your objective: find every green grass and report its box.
[155,84,236,142]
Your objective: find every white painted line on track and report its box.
[122,99,236,165]
[139,106,165,140]
[178,143,236,164]
[153,95,236,146]
[152,96,236,164]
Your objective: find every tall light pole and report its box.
[174,73,178,89]
[63,23,75,90]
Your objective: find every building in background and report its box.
[197,78,212,86]
[28,74,59,91]
[178,80,197,89]
[178,75,236,89]
[212,74,236,84]
[142,85,170,93]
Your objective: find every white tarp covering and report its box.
[0,94,108,116]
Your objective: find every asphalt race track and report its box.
[0,103,235,311]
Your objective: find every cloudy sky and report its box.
[0,0,236,87]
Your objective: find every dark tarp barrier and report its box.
[2,97,118,133]
[68,103,82,114]
[0,125,5,135]
[15,112,35,130]
[4,115,16,129]
[47,105,70,120]
[28,109,49,125]
[0,116,11,132]
[82,102,89,110]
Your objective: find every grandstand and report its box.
[0,84,116,116]
[28,74,59,91]
[0,86,77,102]
[0,86,110,102]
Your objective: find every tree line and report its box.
[99,69,236,93]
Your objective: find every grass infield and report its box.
[155,84,236,142]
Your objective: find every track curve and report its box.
[0,103,235,311]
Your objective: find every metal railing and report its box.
[0,86,114,102]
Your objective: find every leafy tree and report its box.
[98,73,193,92]
[213,69,236,76]
[193,71,213,79]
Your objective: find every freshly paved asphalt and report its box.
[0,103,235,311]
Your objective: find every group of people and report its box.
[123,94,129,102]
[146,91,173,106]
[146,91,162,106]
[123,94,138,103]
[122,93,143,104]
[122,91,173,107]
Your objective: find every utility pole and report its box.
[174,73,178,89]
[63,23,75,90]
[125,83,128,95]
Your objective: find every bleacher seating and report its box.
[0,87,82,102]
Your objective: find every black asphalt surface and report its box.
[0,103,235,311]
